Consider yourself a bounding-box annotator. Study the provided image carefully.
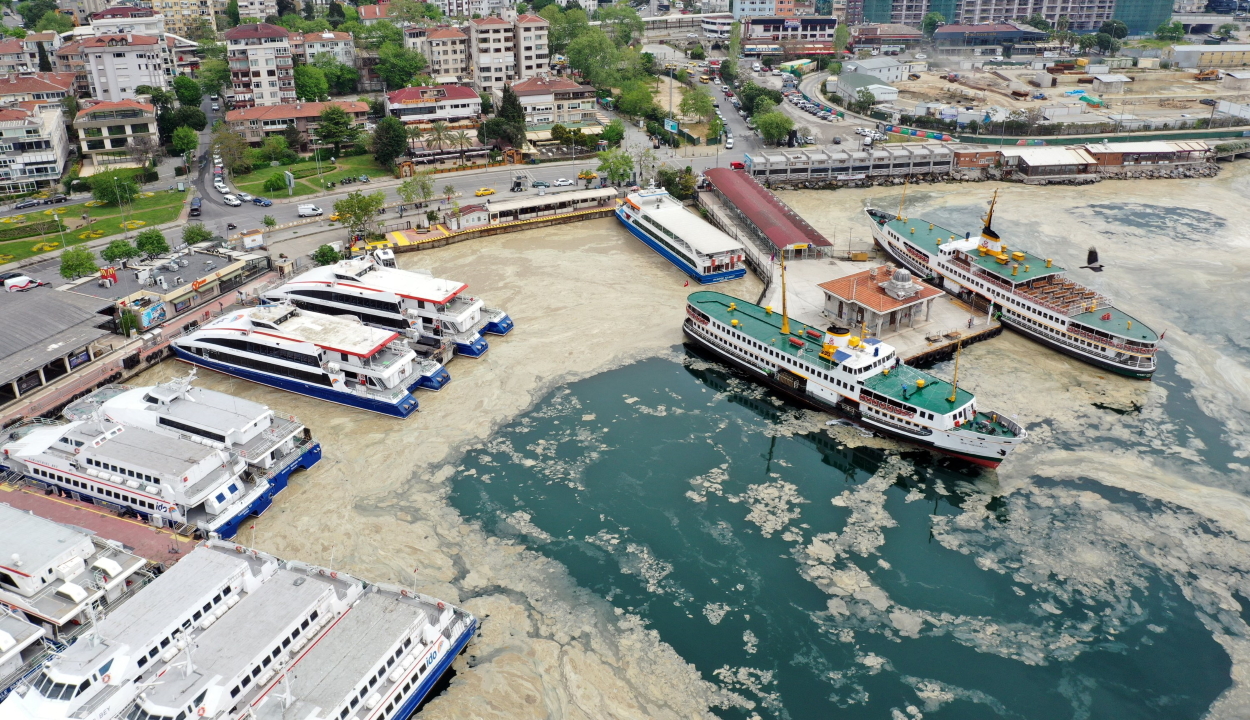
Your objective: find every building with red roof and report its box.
[703,167,831,254]
[385,84,482,128]
[406,27,469,81]
[818,265,942,339]
[0,73,76,112]
[73,99,158,174]
[290,30,355,66]
[226,100,369,148]
[0,104,69,193]
[506,75,597,131]
[78,35,166,103]
[225,24,294,108]
[358,1,393,25]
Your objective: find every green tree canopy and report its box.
[157,106,208,142]
[601,118,625,145]
[198,58,231,98]
[616,79,653,116]
[567,27,619,87]
[397,170,434,205]
[312,244,341,265]
[226,0,240,25]
[596,147,633,185]
[679,84,713,119]
[294,64,329,100]
[183,224,213,245]
[921,11,945,37]
[90,172,139,205]
[594,2,643,46]
[101,239,140,264]
[332,190,386,236]
[755,110,793,145]
[497,84,525,125]
[315,104,357,154]
[311,53,356,95]
[59,246,98,280]
[1217,23,1239,39]
[706,116,724,142]
[373,116,408,166]
[375,42,428,89]
[173,75,203,107]
[1098,19,1128,38]
[833,24,850,51]
[135,228,170,259]
[1024,13,1050,32]
[1155,21,1184,42]
[171,126,199,167]
[16,0,58,28]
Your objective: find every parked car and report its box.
[532,180,550,188]
[474,187,495,196]
[686,32,697,37]
[252,196,272,206]
[235,192,254,202]
[211,103,219,111]
[222,194,242,207]
[42,194,68,204]
[14,198,41,210]
[725,138,734,149]
[213,181,229,193]
[297,204,323,217]
[833,136,843,144]
[554,178,574,186]
[1199,98,1217,106]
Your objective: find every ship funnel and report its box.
[824,325,850,349]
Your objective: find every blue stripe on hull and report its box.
[615,208,747,284]
[482,315,514,335]
[172,348,419,418]
[408,365,451,391]
[453,335,489,357]
[386,619,477,720]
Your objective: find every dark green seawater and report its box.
[449,353,1239,719]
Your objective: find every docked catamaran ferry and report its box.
[172,304,448,418]
[683,291,1024,467]
[0,541,476,720]
[616,187,747,284]
[865,195,1159,378]
[63,371,321,499]
[263,252,514,359]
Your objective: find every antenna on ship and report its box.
[779,247,791,335]
[896,178,908,221]
[947,339,962,403]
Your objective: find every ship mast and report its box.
[947,339,962,403]
[896,178,908,221]
[780,248,790,335]
[982,190,999,231]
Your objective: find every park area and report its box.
[231,155,393,199]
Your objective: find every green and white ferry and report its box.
[684,291,1025,467]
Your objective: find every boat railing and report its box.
[1066,324,1157,355]
[70,680,126,719]
[860,394,916,418]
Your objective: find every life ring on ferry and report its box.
[234,545,244,553]
[74,447,81,454]
[101,674,111,684]
[196,708,206,717]
[330,571,338,579]
[436,601,444,610]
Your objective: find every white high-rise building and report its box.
[80,34,167,102]
[468,13,549,95]
[225,23,295,108]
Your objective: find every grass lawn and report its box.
[0,190,189,265]
[231,156,392,198]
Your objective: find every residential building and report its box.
[19,33,62,72]
[0,73,75,112]
[834,72,897,103]
[55,40,94,96]
[80,34,167,102]
[385,84,481,127]
[1171,44,1250,68]
[418,28,470,82]
[147,0,214,38]
[236,0,279,22]
[469,14,548,95]
[89,9,182,82]
[61,0,110,25]
[743,16,839,41]
[225,23,295,109]
[858,0,1122,31]
[169,33,203,76]
[844,57,905,83]
[701,14,734,37]
[73,98,158,172]
[468,16,516,95]
[359,0,395,25]
[506,75,597,129]
[734,0,775,19]
[849,23,925,48]
[0,39,35,75]
[0,106,70,193]
[433,0,487,16]
[290,31,356,66]
[226,100,368,148]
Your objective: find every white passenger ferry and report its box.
[616,187,747,283]
[63,371,321,503]
[171,304,449,418]
[2,415,265,539]
[683,291,1024,467]
[865,194,1159,378]
[262,251,514,359]
[0,542,476,720]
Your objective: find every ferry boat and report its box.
[2,416,268,540]
[263,251,514,358]
[865,193,1158,378]
[171,304,449,418]
[63,371,321,500]
[683,291,1024,467]
[0,541,476,720]
[616,187,747,284]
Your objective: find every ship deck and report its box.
[1069,306,1159,342]
[860,363,974,416]
[880,216,1064,285]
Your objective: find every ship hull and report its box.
[172,348,420,418]
[616,207,747,284]
[386,617,477,720]
[867,216,1155,380]
[682,323,1006,468]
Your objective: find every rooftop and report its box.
[0,503,92,580]
[425,28,467,39]
[508,75,593,95]
[0,73,76,95]
[625,188,743,255]
[275,257,467,305]
[836,72,895,91]
[387,84,480,104]
[818,267,942,313]
[79,34,160,47]
[87,423,219,477]
[848,57,902,70]
[880,215,1063,285]
[358,2,392,20]
[0,288,112,384]
[210,305,400,358]
[515,13,549,23]
[226,100,367,123]
[999,146,1096,166]
[469,16,511,25]
[76,98,156,119]
[224,23,290,41]
[703,168,831,250]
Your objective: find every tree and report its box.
[282,122,304,151]
[315,104,356,154]
[186,17,218,41]
[754,110,793,145]
[294,64,329,101]
[921,11,945,37]
[1098,19,1128,39]
[1155,21,1184,42]
[566,28,619,87]
[450,130,473,163]
[596,147,632,185]
[311,53,356,95]
[173,75,203,107]
[540,4,589,54]
[497,84,525,126]
[91,172,139,205]
[33,9,71,33]
[137,86,177,115]
[850,87,876,114]
[260,135,287,162]
[1078,34,1097,53]
[183,223,213,245]
[616,79,653,116]
[601,118,625,145]
[276,0,296,17]
[302,0,315,20]
[327,1,345,25]
[170,126,200,170]
[706,116,724,142]
[1217,23,1239,39]
[374,42,428,89]
[312,244,341,265]
[753,96,776,117]
[373,116,408,166]
[679,84,713,119]
[226,0,240,25]
[423,120,452,151]
[1024,13,1050,32]
[482,117,524,147]
[211,126,250,175]
[398,171,434,205]
[332,190,386,237]
[128,134,161,169]
[689,43,705,61]
[35,41,50,72]
[264,173,288,192]
[198,58,231,98]
[263,215,277,228]
[135,228,170,259]
[442,183,456,202]
[595,2,643,46]
[59,246,98,280]
[101,239,140,263]
[390,0,442,23]
[826,60,842,74]
[157,106,208,143]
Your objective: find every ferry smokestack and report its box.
[824,325,850,349]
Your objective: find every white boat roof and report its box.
[282,258,468,305]
[205,306,399,358]
[88,423,218,477]
[626,189,743,255]
[0,611,44,665]
[0,503,91,577]
[105,384,270,437]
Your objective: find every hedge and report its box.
[0,220,66,242]
[291,164,337,179]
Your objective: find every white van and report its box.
[752,62,761,72]
[297,204,323,217]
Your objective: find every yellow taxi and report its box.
[329,212,342,221]
[474,187,495,197]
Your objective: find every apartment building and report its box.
[0,73,76,112]
[432,0,487,17]
[150,0,214,38]
[0,39,35,75]
[225,23,295,109]
[226,100,368,148]
[507,75,596,128]
[236,0,279,22]
[55,41,93,96]
[385,84,481,127]
[0,106,70,193]
[744,16,839,41]
[19,33,62,72]
[73,98,158,172]
[858,0,1118,30]
[359,0,395,25]
[420,28,470,81]
[80,35,167,102]
[733,0,775,20]
[468,14,548,95]
[290,31,356,65]
[89,8,180,82]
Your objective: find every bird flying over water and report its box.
[1081,246,1104,272]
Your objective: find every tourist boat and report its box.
[2,414,269,539]
[0,541,476,720]
[263,251,514,359]
[171,304,449,418]
[865,192,1158,378]
[63,370,321,500]
[616,187,747,284]
[682,290,1025,467]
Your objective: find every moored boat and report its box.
[616,187,747,284]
